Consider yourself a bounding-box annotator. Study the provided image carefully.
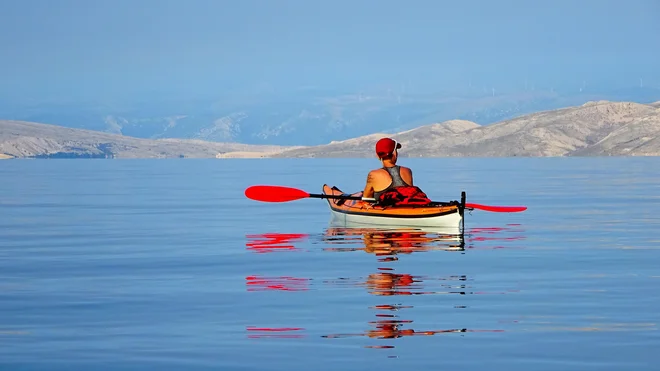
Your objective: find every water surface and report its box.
[1,158,659,370]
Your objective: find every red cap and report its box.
[375,138,402,158]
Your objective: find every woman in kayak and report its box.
[362,138,431,206]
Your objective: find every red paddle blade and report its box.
[465,203,527,213]
[245,185,311,202]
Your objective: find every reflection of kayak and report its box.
[326,221,464,238]
[323,185,465,230]
[324,224,465,254]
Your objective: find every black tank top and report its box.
[373,166,410,200]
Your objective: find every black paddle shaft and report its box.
[308,193,365,201]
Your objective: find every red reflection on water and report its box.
[245,232,308,253]
[471,236,525,241]
[246,327,304,331]
[370,304,413,311]
[465,225,527,250]
[246,326,305,339]
[471,227,508,232]
[246,225,519,351]
[245,275,310,291]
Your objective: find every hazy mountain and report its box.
[268,101,660,158]
[3,100,659,159]
[0,120,292,159]
[2,87,659,146]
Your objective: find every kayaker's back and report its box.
[372,165,412,201]
[366,165,433,206]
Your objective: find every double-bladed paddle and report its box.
[245,185,374,202]
[244,185,527,213]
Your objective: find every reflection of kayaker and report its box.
[363,230,431,254]
[365,272,419,296]
[320,269,491,342]
[366,320,470,339]
[323,319,472,340]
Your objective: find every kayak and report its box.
[322,184,465,231]
[244,185,524,233]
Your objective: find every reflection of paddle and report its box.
[245,185,527,213]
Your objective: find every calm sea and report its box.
[1,158,659,370]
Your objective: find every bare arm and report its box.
[362,171,375,198]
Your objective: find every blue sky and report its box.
[1,0,659,102]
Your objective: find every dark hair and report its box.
[379,150,397,161]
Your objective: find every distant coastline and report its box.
[0,120,293,159]
[2,100,659,159]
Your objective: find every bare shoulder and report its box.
[399,166,413,176]
[366,169,379,180]
[367,168,389,184]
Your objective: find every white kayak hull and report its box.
[328,207,463,232]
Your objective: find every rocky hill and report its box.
[0,120,293,159]
[2,100,659,159]
[3,87,659,146]
[268,101,660,157]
